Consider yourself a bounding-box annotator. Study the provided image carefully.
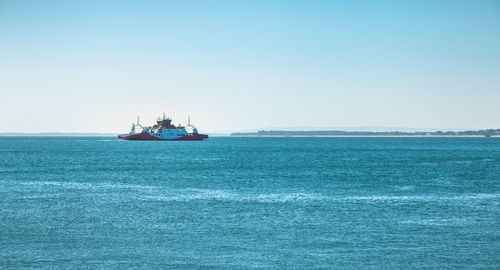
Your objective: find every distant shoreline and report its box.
[230,135,499,138]
[231,129,499,137]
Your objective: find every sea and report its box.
[0,137,499,269]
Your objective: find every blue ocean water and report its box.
[0,137,499,269]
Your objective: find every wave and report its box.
[393,185,415,191]
[137,189,500,203]
[19,180,157,190]
[17,182,500,203]
[399,217,471,226]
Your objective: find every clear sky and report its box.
[1,0,499,133]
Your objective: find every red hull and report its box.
[118,131,208,141]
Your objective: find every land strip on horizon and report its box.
[231,129,500,137]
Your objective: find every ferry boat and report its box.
[118,114,208,141]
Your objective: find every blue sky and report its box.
[0,0,499,133]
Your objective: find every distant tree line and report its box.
[231,129,500,136]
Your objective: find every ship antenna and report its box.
[188,116,190,125]
[136,116,140,125]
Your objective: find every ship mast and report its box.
[186,116,198,134]
[135,116,145,130]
